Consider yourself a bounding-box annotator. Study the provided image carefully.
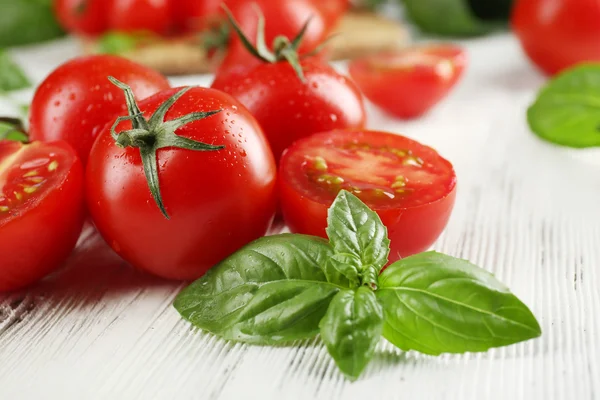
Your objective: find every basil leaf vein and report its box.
[174,234,345,344]
[319,287,383,380]
[326,190,389,273]
[376,251,541,355]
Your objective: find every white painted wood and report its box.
[1,34,599,400]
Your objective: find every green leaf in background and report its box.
[174,234,343,344]
[0,50,30,92]
[319,287,383,380]
[376,251,541,355]
[402,0,512,36]
[528,64,600,148]
[326,190,389,273]
[98,32,142,55]
[0,0,64,47]
[0,117,28,142]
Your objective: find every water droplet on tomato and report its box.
[239,150,247,157]
[330,114,338,122]
[311,82,319,89]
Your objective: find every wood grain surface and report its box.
[1,34,599,399]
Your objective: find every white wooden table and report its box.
[1,33,599,400]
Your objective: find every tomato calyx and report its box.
[108,76,224,219]
[222,4,311,82]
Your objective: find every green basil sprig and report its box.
[528,64,600,148]
[0,50,30,93]
[174,190,541,380]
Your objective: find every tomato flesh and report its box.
[0,141,84,291]
[279,130,456,262]
[348,45,467,119]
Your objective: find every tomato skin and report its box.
[216,0,331,78]
[512,0,600,75]
[54,0,108,36]
[312,0,349,24]
[348,45,467,119]
[29,55,170,165]
[212,59,366,162]
[86,87,277,280]
[107,0,172,34]
[279,130,457,263]
[0,141,85,292]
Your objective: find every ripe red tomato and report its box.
[212,59,366,162]
[87,86,277,280]
[512,0,600,75]
[279,130,457,262]
[29,55,170,165]
[217,0,331,78]
[107,0,172,34]
[172,0,225,33]
[0,140,85,291]
[348,45,467,119]
[54,0,107,36]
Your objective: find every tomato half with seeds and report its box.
[0,140,84,291]
[349,45,467,119]
[279,130,457,262]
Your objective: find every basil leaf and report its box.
[174,234,346,344]
[528,64,600,148]
[326,190,389,272]
[0,0,64,47]
[376,251,541,355]
[0,50,30,92]
[402,0,506,36]
[0,117,28,142]
[325,253,361,288]
[319,287,383,380]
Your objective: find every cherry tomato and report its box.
[279,130,457,262]
[172,0,225,33]
[0,140,85,291]
[348,45,467,119]
[217,0,331,78]
[87,86,277,281]
[29,55,170,165]
[54,0,108,36]
[212,59,366,162]
[512,0,600,75]
[107,0,172,35]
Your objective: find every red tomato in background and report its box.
[217,0,331,78]
[349,45,467,119]
[172,0,227,33]
[212,59,366,162]
[279,130,457,263]
[314,0,349,24]
[512,0,600,75]
[54,0,107,36]
[106,0,172,34]
[0,141,84,291]
[29,55,170,165]
[87,87,277,281]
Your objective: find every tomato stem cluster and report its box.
[108,76,224,219]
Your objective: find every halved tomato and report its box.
[0,140,84,291]
[348,45,467,119]
[279,130,457,262]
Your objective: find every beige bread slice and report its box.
[81,12,410,76]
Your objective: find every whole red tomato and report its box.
[217,0,331,78]
[87,83,277,280]
[0,140,85,291]
[212,58,366,162]
[349,45,467,119]
[29,55,170,165]
[279,130,457,263]
[54,0,107,36]
[106,0,172,34]
[512,0,600,75]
